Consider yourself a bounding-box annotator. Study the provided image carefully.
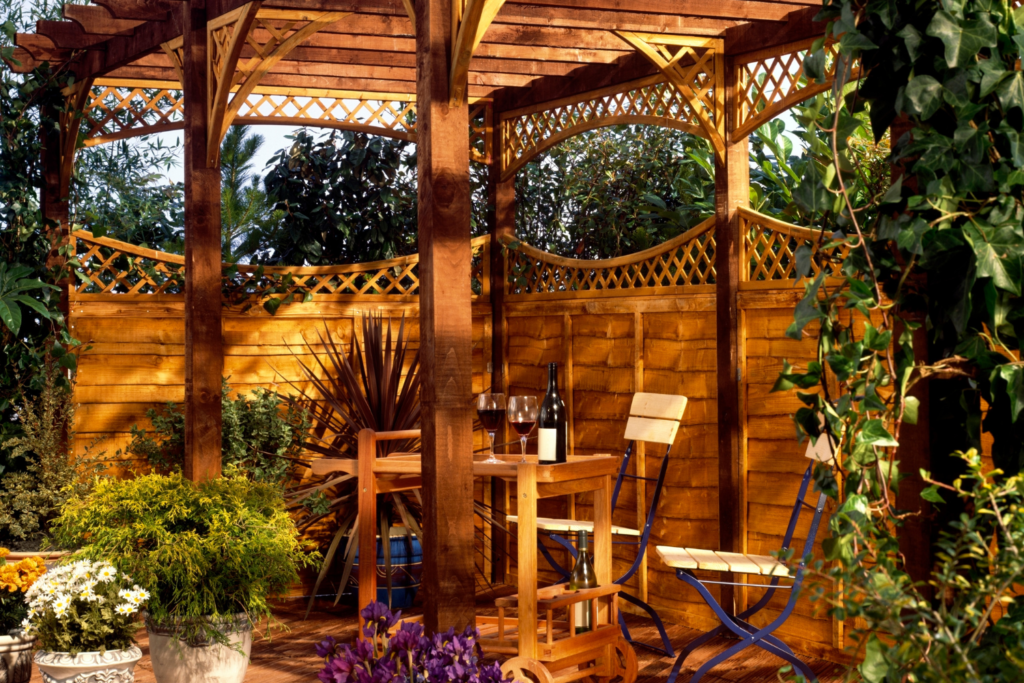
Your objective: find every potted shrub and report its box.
[316,602,509,683]
[0,550,45,683]
[25,560,146,682]
[50,473,319,683]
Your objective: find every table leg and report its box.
[358,429,377,636]
[594,473,612,623]
[517,463,538,658]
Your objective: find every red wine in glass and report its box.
[477,393,506,464]
[507,396,539,463]
[511,420,536,437]
[478,408,506,433]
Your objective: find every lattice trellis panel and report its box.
[82,86,184,146]
[234,93,417,140]
[74,235,186,295]
[741,213,847,282]
[734,39,861,140]
[505,220,716,297]
[500,77,707,178]
[72,232,489,303]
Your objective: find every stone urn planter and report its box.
[146,614,252,683]
[0,633,34,683]
[33,646,142,683]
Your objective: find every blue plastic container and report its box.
[352,533,423,609]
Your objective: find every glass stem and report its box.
[521,437,528,460]
[488,431,496,456]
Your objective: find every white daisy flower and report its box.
[114,603,135,616]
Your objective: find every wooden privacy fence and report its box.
[68,211,847,662]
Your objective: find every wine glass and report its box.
[477,393,506,464]
[507,396,539,464]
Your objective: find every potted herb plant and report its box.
[50,473,319,683]
[0,550,45,683]
[25,560,146,682]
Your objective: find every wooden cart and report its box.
[313,436,638,683]
[475,457,638,683]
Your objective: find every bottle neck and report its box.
[578,531,589,553]
[547,364,558,392]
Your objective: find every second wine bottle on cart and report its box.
[537,362,567,463]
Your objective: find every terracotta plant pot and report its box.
[0,633,34,683]
[146,614,252,683]
[33,646,142,683]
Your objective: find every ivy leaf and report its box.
[860,635,889,683]
[920,485,945,504]
[999,365,1024,422]
[905,75,944,120]
[0,299,20,334]
[964,223,1023,295]
[786,273,825,340]
[903,395,920,425]
[897,23,923,60]
[927,11,998,68]
[794,243,814,278]
[793,164,832,212]
[996,71,1024,112]
[858,419,899,447]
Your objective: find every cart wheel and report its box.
[501,657,554,683]
[597,637,638,683]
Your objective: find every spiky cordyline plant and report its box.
[282,312,423,616]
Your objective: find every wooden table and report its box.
[310,429,620,659]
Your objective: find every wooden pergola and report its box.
[12,0,851,636]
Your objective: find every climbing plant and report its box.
[772,0,1024,679]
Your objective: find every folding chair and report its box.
[654,432,834,683]
[507,392,687,657]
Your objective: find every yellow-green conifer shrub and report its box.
[50,473,320,645]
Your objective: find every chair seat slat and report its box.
[507,515,642,537]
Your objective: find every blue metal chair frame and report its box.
[666,460,828,683]
[535,440,676,657]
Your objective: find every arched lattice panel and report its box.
[738,207,848,283]
[82,84,184,147]
[503,217,716,299]
[81,81,493,164]
[232,90,417,140]
[733,39,861,141]
[499,75,709,180]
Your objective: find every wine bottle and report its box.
[568,530,597,634]
[537,363,567,464]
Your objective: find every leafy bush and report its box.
[315,602,509,683]
[0,364,100,543]
[0,549,45,633]
[125,379,308,485]
[50,473,319,645]
[24,560,146,655]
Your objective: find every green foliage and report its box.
[0,362,100,543]
[262,130,418,265]
[125,379,309,485]
[50,473,319,645]
[220,126,285,263]
[768,0,1024,678]
[0,261,59,335]
[72,136,184,252]
[513,125,715,259]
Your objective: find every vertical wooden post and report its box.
[715,53,748,615]
[357,429,378,629]
[488,113,513,584]
[182,0,224,482]
[40,105,69,321]
[516,464,538,658]
[633,310,648,604]
[417,0,476,633]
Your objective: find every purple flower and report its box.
[360,601,400,639]
[316,636,341,660]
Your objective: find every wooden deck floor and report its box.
[29,599,847,682]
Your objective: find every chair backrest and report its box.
[780,433,836,571]
[623,393,687,445]
[614,393,687,585]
